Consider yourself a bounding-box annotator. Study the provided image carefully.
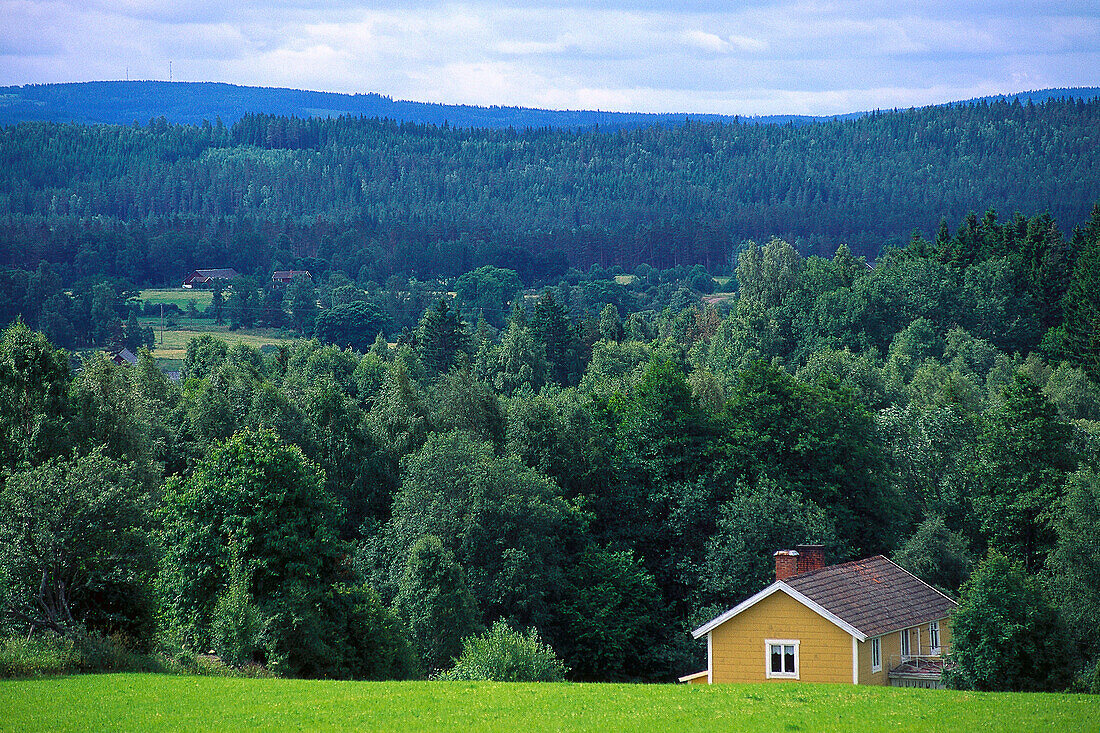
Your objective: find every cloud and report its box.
[0,1,1096,115]
[681,31,730,53]
[729,35,768,53]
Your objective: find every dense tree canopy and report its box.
[0,98,1097,293]
[0,449,154,644]
[946,552,1072,692]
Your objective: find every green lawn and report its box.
[139,288,214,310]
[137,319,303,361]
[0,675,1094,732]
[135,289,305,361]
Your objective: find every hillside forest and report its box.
[0,98,1099,691]
[1,96,1097,292]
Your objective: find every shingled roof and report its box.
[191,269,239,279]
[785,555,956,638]
[693,555,956,641]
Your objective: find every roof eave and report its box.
[692,582,867,642]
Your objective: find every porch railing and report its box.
[888,653,945,673]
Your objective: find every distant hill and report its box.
[954,88,1100,106]
[0,81,849,130]
[4,81,1097,132]
[2,94,1097,278]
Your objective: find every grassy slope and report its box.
[135,289,303,361]
[140,289,214,309]
[137,319,302,361]
[1,676,1095,733]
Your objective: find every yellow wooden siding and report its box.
[938,617,952,652]
[857,616,953,685]
[709,590,853,684]
[903,626,918,658]
[925,616,952,654]
[857,631,900,685]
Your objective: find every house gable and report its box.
[707,589,855,684]
[688,553,958,686]
[693,582,866,642]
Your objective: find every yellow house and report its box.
[682,549,956,687]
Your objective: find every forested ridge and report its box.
[1,96,1097,286]
[2,199,1100,688]
[0,80,811,130]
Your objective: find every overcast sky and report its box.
[2,1,1097,116]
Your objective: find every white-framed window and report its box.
[871,637,881,673]
[765,639,799,679]
[929,621,940,654]
[900,628,912,658]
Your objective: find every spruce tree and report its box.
[1062,204,1100,377]
[416,298,467,376]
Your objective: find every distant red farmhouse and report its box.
[272,270,312,287]
[182,268,240,288]
[110,348,139,366]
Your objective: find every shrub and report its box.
[0,632,286,679]
[327,582,415,680]
[209,547,271,668]
[945,552,1073,692]
[394,534,479,676]
[0,633,166,678]
[1070,659,1100,694]
[436,620,567,682]
[0,634,82,678]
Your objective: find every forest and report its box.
[0,95,1097,292]
[0,80,778,130]
[1,198,1100,690]
[1,95,1099,691]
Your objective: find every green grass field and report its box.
[0,675,1094,732]
[136,319,303,361]
[135,289,304,361]
[139,288,213,309]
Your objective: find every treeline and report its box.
[0,254,716,350]
[0,80,771,130]
[2,205,1100,688]
[1,96,1097,284]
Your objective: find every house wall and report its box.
[708,591,853,684]
[938,617,952,652]
[857,630,900,685]
[900,617,954,659]
[857,617,953,685]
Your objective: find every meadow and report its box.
[134,290,302,361]
[137,319,302,362]
[139,287,213,310]
[0,675,1095,733]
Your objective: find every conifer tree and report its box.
[530,290,572,385]
[416,298,467,376]
[1061,204,1100,377]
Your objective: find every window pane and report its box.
[771,646,782,673]
[784,646,795,673]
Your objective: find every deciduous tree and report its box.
[946,552,1072,692]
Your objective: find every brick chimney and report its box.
[774,550,800,581]
[795,545,826,574]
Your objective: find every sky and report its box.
[1,1,1097,116]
